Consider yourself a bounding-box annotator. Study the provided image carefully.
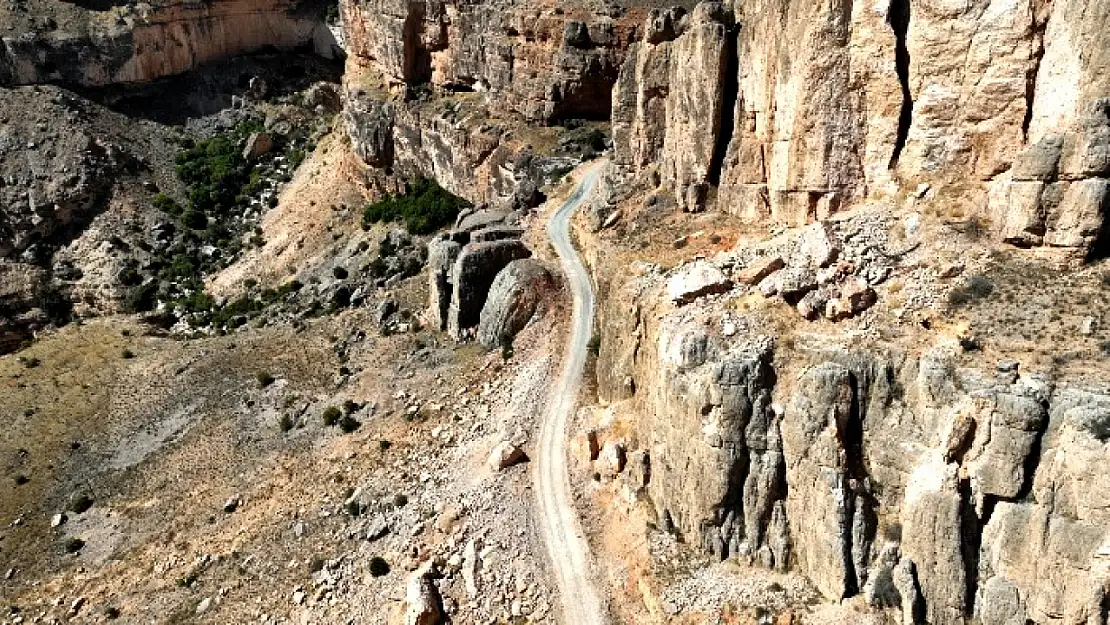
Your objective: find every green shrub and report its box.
[152,193,181,214]
[121,349,135,359]
[332,266,349,280]
[342,400,359,414]
[278,414,294,432]
[181,209,208,230]
[338,415,361,433]
[175,136,250,213]
[64,537,85,554]
[361,178,471,235]
[368,556,390,577]
[256,372,275,388]
[322,406,341,426]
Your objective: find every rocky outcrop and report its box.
[0,0,340,87]
[426,214,533,341]
[403,561,445,625]
[594,252,1110,624]
[608,0,1110,257]
[341,0,640,122]
[0,263,55,352]
[991,101,1110,255]
[476,259,554,349]
[0,88,128,263]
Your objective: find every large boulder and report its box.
[666,261,733,305]
[447,240,531,339]
[477,259,555,349]
[403,561,444,625]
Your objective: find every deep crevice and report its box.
[958,478,986,614]
[887,0,912,169]
[708,25,740,185]
[1022,11,1048,142]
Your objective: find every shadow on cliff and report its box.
[77,51,343,125]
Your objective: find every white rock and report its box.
[667,261,734,305]
[487,442,527,471]
[195,597,212,615]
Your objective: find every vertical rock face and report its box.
[1,0,337,87]
[611,5,732,212]
[608,0,1110,256]
[341,0,640,122]
[596,265,1110,623]
[637,321,789,568]
[782,363,874,600]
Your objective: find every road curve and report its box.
[536,162,607,625]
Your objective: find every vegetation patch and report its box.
[362,177,471,235]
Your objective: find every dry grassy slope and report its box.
[0,304,471,619]
[208,130,374,298]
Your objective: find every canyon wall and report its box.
[609,0,1110,257]
[341,0,644,209]
[0,0,339,87]
[341,0,640,122]
[594,255,1110,624]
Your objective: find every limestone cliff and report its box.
[608,0,1110,258]
[0,0,340,87]
[588,204,1110,622]
[340,0,642,210]
[341,0,641,122]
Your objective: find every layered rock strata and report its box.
[340,0,641,122]
[609,0,1110,257]
[0,0,340,87]
[598,261,1110,622]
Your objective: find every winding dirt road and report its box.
[535,163,608,625]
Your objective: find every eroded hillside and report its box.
[1,0,1109,623]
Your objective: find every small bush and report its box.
[69,493,94,514]
[342,400,359,414]
[152,193,181,214]
[948,275,995,308]
[256,372,276,388]
[378,440,392,451]
[361,178,471,235]
[181,209,208,230]
[338,415,361,433]
[332,266,349,280]
[121,349,135,359]
[19,356,41,368]
[393,493,408,507]
[368,556,390,577]
[13,474,29,485]
[278,414,294,432]
[322,406,341,426]
[64,537,85,554]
